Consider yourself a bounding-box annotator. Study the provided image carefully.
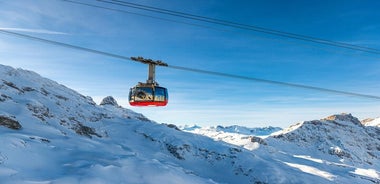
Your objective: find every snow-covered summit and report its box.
[362,117,380,127]
[180,124,281,136]
[179,124,202,131]
[180,125,282,150]
[271,113,380,167]
[215,125,282,136]
[0,64,379,183]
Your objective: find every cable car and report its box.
[129,57,169,107]
[129,83,168,106]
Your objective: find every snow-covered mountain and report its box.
[216,125,282,136]
[270,114,380,166]
[181,125,281,136]
[362,117,380,127]
[0,64,379,183]
[180,125,281,150]
[185,114,380,183]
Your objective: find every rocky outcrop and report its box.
[99,96,119,107]
[0,116,21,130]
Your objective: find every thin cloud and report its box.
[0,27,67,35]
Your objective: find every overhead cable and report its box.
[167,65,380,100]
[1,29,379,100]
[93,0,380,55]
[60,0,224,32]
[60,0,380,60]
[0,30,132,61]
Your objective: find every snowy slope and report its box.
[0,64,379,184]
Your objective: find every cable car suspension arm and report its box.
[131,56,168,85]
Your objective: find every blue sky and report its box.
[1,0,380,127]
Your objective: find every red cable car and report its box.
[129,83,168,106]
[129,57,169,107]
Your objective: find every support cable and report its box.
[94,0,380,55]
[59,0,380,61]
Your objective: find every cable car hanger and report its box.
[129,56,169,107]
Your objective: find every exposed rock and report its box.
[27,103,54,122]
[100,96,119,106]
[164,123,181,131]
[22,86,36,92]
[165,143,186,160]
[72,123,101,138]
[85,96,97,106]
[0,94,12,102]
[2,80,23,93]
[54,95,68,101]
[250,136,267,145]
[361,118,374,125]
[0,116,22,130]
[137,116,150,122]
[323,113,362,126]
[40,138,50,143]
[40,88,49,96]
[328,146,351,158]
[88,112,111,122]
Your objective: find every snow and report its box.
[363,117,380,127]
[179,125,281,151]
[181,126,255,148]
[0,64,380,184]
[293,155,324,164]
[352,168,380,180]
[214,125,282,136]
[283,162,336,181]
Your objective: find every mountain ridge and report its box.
[269,113,380,167]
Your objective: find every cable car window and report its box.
[133,87,153,101]
[154,87,167,102]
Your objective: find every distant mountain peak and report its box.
[322,113,362,126]
[100,96,119,107]
[271,113,380,166]
[215,125,282,136]
[362,118,375,124]
[360,115,380,127]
